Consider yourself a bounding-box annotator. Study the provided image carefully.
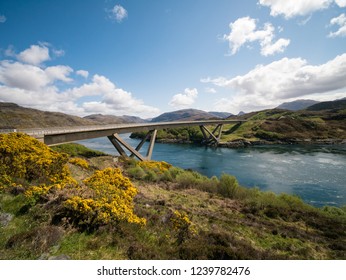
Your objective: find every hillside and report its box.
[306,99,346,111]
[151,109,221,122]
[0,103,98,129]
[84,114,146,124]
[1,134,345,260]
[220,107,346,146]
[276,99,318,111]
[0,103,146,129]
[208,111,233,118]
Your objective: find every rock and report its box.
[0,212,14,227]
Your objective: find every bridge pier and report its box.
[199,124,223,146]
[108,124,226,161]
[108,129,158,161]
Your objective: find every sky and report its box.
[0,0,346,118]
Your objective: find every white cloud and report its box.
[202,54,346,113]
[17,44,50,65]
[0,61,73,91]
[0,61,52,91]
[0,15,6,23]
[335,0,346,7]
[258,0,333,19]
[0,44,160,118]
[328,13,346,37]
[205,87,217,94]
[169,88,198,108]
[224,17,290,56]
[76,70,89,78]
[45,65,73,83]
[109,5,128,23]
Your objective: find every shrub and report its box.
[138,161,172,174]
[69,158,89,169]
[170,210,196,245]
[64,168,146,231]
[0,133,73,187]
[217,174,239,198]
[127,166,146,180]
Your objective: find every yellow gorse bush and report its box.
[138,161,172,174]
[64,168,146,228]
[69,157,89,169]
[0,133,73,186]
[170,210,197,244]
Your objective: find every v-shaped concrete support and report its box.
[199,124,223,146]
[107,130,158,161]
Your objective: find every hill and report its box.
[0,103,146,129]
[208,111,233,118]
[151,109,221,122]
[306,99,346,111]
[276,99,318,111]
[84,114,146,124]
[221,106,346,146]
[0,102,98,129]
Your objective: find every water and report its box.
[77,135,346,208]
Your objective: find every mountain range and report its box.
[0,98,345,129]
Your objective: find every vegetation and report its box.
[1,133,345,260]
[131,127,204,143]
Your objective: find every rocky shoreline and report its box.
[219,138,346,148]
[154,137,346,148]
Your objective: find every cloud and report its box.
[258,0,333,19]
[335,0,346,7]
[223,17,290,56]
[17,44,50,65]
[202,53,346,113]
[0,44,160,118]
[0,61,73,91]
[76,70,89,78]
[0,15,6,23]
[169,88,198,108]
[205,87,217,94]
[109,5,128,23]
[328,13,346,37]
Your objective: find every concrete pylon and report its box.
[108,129,158,161]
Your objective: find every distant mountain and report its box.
[276,99,318,111]
[208,111,233,119]
[151,109,221,122]
[84,114,146,124]
[306,99,346,111]
[237,111,246,116]
[0,102,98,129]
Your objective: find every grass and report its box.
[51,143,107,158]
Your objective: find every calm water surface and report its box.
[77,135,346,208]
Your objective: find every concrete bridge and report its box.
[2,119,245,161]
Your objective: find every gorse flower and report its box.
[170,210,197,244]
[64,168,146,229]
[69,157,89,169]
[138,161,172,174]
[0,133,72,186]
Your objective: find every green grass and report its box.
[51,143,107,158]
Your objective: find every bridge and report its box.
[2,119,245,161]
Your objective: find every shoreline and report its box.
[143,136,346,148]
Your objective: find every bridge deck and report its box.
[4,119,245,146]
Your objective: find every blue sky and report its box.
[0,0,346,118]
